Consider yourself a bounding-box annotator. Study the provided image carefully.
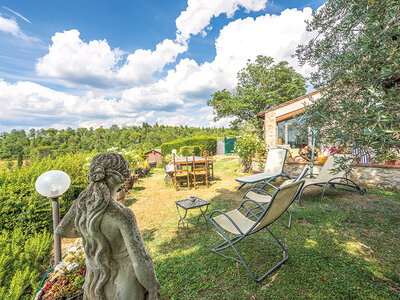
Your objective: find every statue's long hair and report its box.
[74,153,130,299]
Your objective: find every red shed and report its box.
[144,149,162,165]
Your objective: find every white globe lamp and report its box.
[35,170,71,266]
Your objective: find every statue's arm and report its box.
[55,201,80,238]
[119,208,160,300]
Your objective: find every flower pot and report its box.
[116,189,125,201]
[66,292,84,300]
[318,156,328,164]
[124,177,134,191]
[385,160,396,165]
[252,169,263,174]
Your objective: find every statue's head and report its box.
[87,152,131,188]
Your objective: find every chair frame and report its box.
[242,166,309,229]
[209,181,305,282]
[296,155,366,205]
[235,148,291,190]
[202,150,214,180]
[191,154,208,189]
[172,155,191,191]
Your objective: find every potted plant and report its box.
[116,187,126,201]
[235,134,265,173]
[383,151,399,165]
[37,248,86,300]
[252,155,265,174]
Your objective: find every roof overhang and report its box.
[256,89,322,120]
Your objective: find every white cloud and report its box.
[0,15,37,41]
[36,30,187,88]
[2,7,31,23]
[175,0,268,42]
[2,5,318,131]
[120,8,315,112]
[36,30,123,88]
[0,79,135,130]
[118,39,187,85]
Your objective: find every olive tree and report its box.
[296,0,400,162]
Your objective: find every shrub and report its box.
[161,136,216,155]
[235,134,265,172]
[156,161,164,169]
[179,146,201,156]
[0,227,53,299]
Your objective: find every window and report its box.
[277,116,308,148]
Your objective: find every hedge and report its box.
[0,153,89,234]
[161,136,217,155]
[179,146,201,156]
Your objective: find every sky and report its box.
[0,0,326,132]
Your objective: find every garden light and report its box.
[35,170,71,266]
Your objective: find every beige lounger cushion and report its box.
[245,191,272,203]
[212,209,255,235]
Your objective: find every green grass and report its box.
[124,156,400,299]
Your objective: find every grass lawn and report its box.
[124,156,400,299]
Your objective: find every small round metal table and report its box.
[175,197,210,238]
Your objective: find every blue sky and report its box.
[0,0,326,131]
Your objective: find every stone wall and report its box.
[263,111,277,147]
[252,159,400,190]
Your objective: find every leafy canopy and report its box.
[296,0,400,161]
[208,55,307,132]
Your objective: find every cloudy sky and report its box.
[0,0,326,132]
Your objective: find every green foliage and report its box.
[179,146,201,156]
[106,147,144,172]
[234,134,265,172]
[0,125,239,160]
[0,153,88,233]
[30,146,54,159]
[0,227,52,299]
[5,160,13,170]
[17,153,23,169]
[0,154,88,299]
[296,0,400,162]
[208,55,307,133]
[161,136,217,155]
[156,161,164,169]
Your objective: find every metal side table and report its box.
[175,197,210,238]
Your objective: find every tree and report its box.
[296,0,400,162]
[208,55,307,133]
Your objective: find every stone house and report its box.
[255,90,400,190]
[256,90,321,148]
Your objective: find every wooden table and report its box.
[165,156,214,173]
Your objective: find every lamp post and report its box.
[35,170,71,266]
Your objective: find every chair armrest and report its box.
[209,210,244,235]
[240,199,265,211]
[239,199,266,221]
[261,182,279,190]
[244,188,272,198]
[304,173,318,178]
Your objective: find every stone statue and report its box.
[56,152,160,300]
